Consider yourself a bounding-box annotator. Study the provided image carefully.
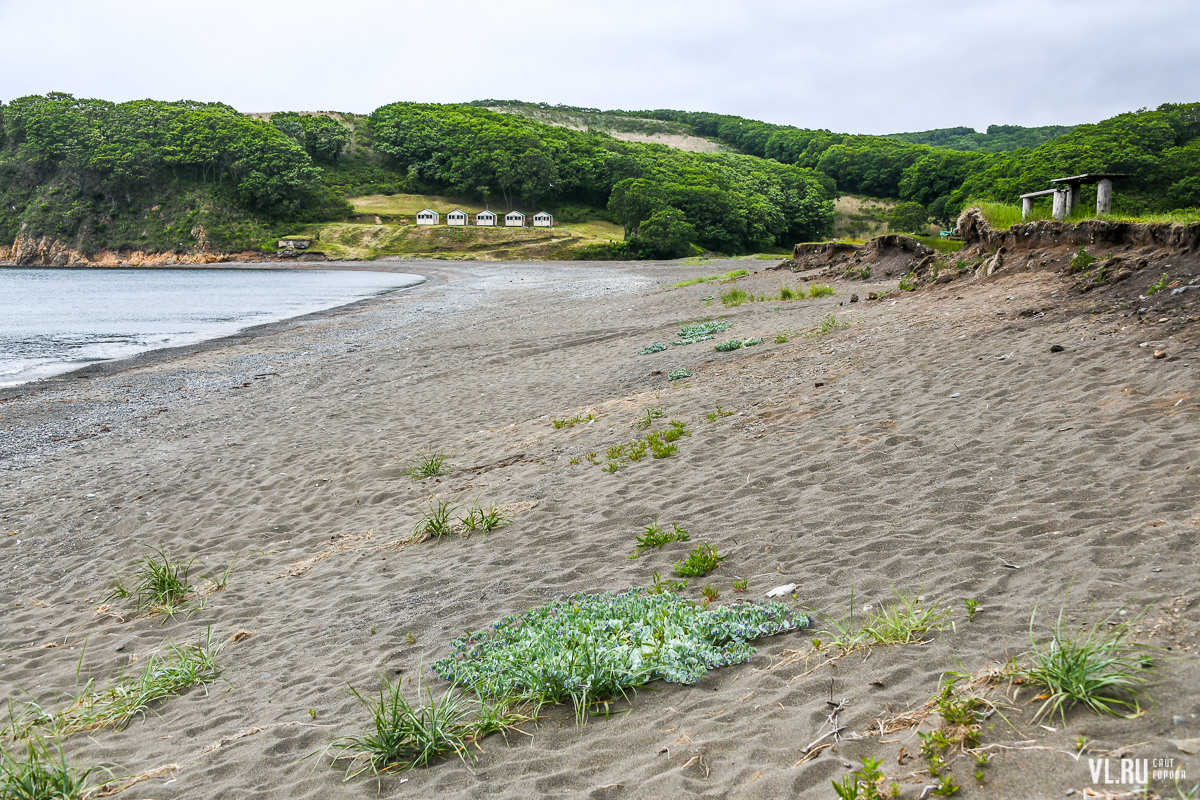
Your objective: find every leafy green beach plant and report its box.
[552,413,595,429]
[713,337,763,352]
[674,543,725,578]
[667,369,691,381]
[629,519,690,557]
[672,320,732,346]
[433,590,804,722]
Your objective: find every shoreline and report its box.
[0,263,438,400]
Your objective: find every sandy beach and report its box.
[2,255,1198,799]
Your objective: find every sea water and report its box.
[0,267,424,387]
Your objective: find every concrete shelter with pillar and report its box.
[1048,173,1128,216]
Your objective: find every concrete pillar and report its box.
[1052,189,1067,221]
[1021,197,1033,220]
[1096,178,1113,215]
[1066,182,1081,215]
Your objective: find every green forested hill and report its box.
[1,94,1197,262]
[888,124,1076,153]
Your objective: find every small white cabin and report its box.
[532,211,554,228]
[415,208,439,226]
[446,209,468,226]
[475,210,497,227]
[505,211,525,228]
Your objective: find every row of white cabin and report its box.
[414,209,553,228]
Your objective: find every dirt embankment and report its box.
[782,210,1200,312]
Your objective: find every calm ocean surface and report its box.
[0,268,424,387]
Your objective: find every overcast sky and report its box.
[1,0,1197,135]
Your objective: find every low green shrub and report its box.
[674,543,725,578]
[432,590,803,721]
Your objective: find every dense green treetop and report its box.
[888,124,1076,153]
[368,102,836,254]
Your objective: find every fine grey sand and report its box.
[2,258,1198,799]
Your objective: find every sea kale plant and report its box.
[672,320,733,346]
[433,590,805,722]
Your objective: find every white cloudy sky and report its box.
[1,0,1196,134]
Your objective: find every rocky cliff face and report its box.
[0,236,309,267]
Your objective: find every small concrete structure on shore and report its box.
[416,209,439,226]
[532,211,554,228]
[1020,173,1128,221]
[476,210,497,227]
[505,211,525,228]
[446,209,468,226]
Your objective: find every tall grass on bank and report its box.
[911,235,965,253]
[967,199,1200,230]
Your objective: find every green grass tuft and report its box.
[671,269,749,288]
[7,632,222,739]
[0,738,106,800]
[326,672,522,778]
[407,449,449,479]
[808,283,835,297]
[1023,602,1157,723]
[720,287,751,307]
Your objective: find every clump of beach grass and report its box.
[808,283,835,297]
[806,314,850,337]
[6,632,222,739]
[433,590,802,723]
[671,269,748,288]
[820,588,951,654]
[720,287,752,307]
[406,449,449,479]
[324,672,525,778]
[629,519,690,558]
[777,284,803,300]
[1022,602,1157,723]
[412,500,457,541]
[104,546,231,619]
[0,738,107,800]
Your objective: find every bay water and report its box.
[0,267,424,387]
